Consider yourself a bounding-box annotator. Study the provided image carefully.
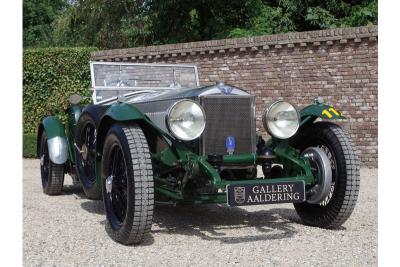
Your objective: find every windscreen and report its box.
[90,62,199,103]
[91,62,199,89]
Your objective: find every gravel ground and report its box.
[23,159,377,266]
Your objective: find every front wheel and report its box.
[290,122,360,228]
[101,123,154,245]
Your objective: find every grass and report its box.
[23,133,37,158]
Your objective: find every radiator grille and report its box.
[201,96,255,155]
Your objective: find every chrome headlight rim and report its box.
[262,100,300,139]
[165,99,206,141]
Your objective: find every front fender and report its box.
[95,103,160,187]
[300,103,344,126]
[37,116,68,164]
[96,103,155,154]
[96,103,172,151]
[104,102,147,122]
[96,103,146,144]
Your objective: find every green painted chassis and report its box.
[152,146,315,205]
[38,101,344,205]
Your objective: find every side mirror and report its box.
[69,94,83,105]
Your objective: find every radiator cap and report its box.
[216,81,233,94]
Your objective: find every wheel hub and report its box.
[81,144,89,160]
[302,147,332,204]
[40,154,45,166]
[106,175,113,195]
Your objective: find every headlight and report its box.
[263,100,300,139]
[166,100,206,141]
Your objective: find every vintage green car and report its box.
[37,62,359,245]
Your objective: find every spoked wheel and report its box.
[314,144,337,206]
[101,123,154,245]
[39,132,64,195]
[290,122,360,228]
[300,146,332,204]
[105,145,128,227]
[75,113,101,199]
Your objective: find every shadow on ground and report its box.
[62,184,86,198]
[81,200,104,215]
[78,191,300,245]
[152,204,299,244]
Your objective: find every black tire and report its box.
[290,122,360,228]
[101,123,154,245]
[39,131,64,195]
[75,113,101,199]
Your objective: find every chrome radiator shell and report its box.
[199,95,256,155]
[130,85,256,155]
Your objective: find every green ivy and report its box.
[23,133,37,158]
[23,47,97,134]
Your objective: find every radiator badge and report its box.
[226,135,235,155]
[219,85,233,94]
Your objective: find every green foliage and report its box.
[23,47,97,134]
[24,1,377,49]
[305,6,338,29]
[149,0,262,43]
[23,0,66,47]
[229,0,378,38]
[339,0,378,27]
[228,2,300,38]
[23,133,37,158]
[120,15,153,47]
[52,0,151,48]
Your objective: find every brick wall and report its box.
[92,26,378,168]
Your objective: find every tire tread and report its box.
[327,124,360,228]
[45,163,64,195]
[40,131,64,195]
[105,124,154,245]
[292,122,360,228]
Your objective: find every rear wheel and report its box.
[39,132,64,195]
[75,113,100,199]
[101,123,154,245]
[290,122,360,228]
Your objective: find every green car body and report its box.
[37,62,359,245]
[38,99,340,204]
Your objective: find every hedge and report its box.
[23,133,37,158]
[23,47,97,134]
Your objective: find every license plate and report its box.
[226,181,305,207]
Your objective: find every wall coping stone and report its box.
[91,25,378,61]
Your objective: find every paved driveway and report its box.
[23,159,377,266]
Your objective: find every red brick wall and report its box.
[92,26,378,167]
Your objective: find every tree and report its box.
[52,0,151,48]
[23,0,378,48]
[228,0,378,38]
[148,0,263,44]
[23,0,66,47]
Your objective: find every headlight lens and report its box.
[166,100,206,141]
[263,100,300,139]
